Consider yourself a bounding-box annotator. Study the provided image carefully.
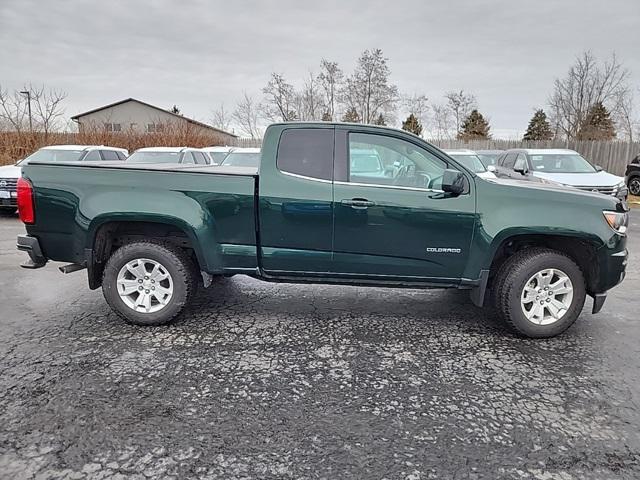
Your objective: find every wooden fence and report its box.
[234,137,639,176]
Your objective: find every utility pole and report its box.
[20,90,32,133]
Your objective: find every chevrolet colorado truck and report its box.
[16,123,629,338]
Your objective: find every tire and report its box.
[102,240,198,326]
[493,248,586,338]
[628,175,640,196]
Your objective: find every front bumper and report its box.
[17,234,47,268]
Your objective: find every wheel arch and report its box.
[485,231,603,295]
[85,216,218,289]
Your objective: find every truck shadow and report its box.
[181,275,510,337]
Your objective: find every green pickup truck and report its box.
[16,123,628,338]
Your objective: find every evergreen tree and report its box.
[577,102,616,140]
[341,107,360,123]
[321,111,332,122]
[458,109,490,140]
[401,113,423,136]
[373,113,386,126]
[523,109,553,140]
[170,105,181,115]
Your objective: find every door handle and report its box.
[341,198,375,209]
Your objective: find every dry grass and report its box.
[0,127,229,165]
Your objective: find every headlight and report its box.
[603,210,628,234]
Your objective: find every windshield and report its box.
[22,149,85,163]
[126,151,182,163]
[350,153,382,173]
[529,154,596,173]
[477,153,499,166]
[450,154,487,173]
[208,152,229,165]
[221,152,260,167]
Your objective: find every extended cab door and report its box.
[332,128,476,281]
[258,125,335,275]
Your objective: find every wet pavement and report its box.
[0,211,639,479]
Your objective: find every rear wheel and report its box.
[628,175,640,196]
[102,240,197,326]
[493,248,586,338]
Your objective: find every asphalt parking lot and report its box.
[0,211,639,480]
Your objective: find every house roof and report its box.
[71,98,237,138]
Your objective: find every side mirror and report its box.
[441,169,465,195]
[595,165,603,172]
[487,165,496,172]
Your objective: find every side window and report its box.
[514,153,527,171]
[116,151,127,161]
[194,152,208,165]
[502,153,517,169]
[181,152,196,164]
[348,133,446,189]
[100,150,119,161]
[83,150,101,161]
[276,128,333,181]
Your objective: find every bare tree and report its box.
[317,59,343,121]
[0,85,29,132]
[548,51,630,139]
[430,102,454,141]
[299,71,324,121]
[444,90,477,135]
[0,83,66,135]
[614,89,637,142]
[30,84,67,136]
[403,93,429,132]
[233,92,260,139]
[343,49,398,124]
[211,102,232,132]
[261,73,298,121]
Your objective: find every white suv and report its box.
[0,145,128,212]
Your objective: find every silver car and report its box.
[494,149,627,199]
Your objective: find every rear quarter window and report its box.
[276,129,333,181]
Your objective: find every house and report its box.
[71,98,237,143]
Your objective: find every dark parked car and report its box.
[625,154,640,196]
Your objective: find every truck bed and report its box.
[27,160,259,176]
[22,161,260,274]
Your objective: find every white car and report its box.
[495,149,627,199]
[444,149,497,179]
[202,146,235,165]
[126,147,211,165]
[0,145,128,211]
[218,147,261,168]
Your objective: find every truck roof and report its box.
[444,149,477,156]
[517,149,578,155]
[41,145,127,152]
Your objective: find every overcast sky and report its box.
[1,0,638,138]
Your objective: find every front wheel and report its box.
[628,176,640,196]
[493,248,586,338]
[102,240,197,326]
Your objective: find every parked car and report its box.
[17,123,628,338]
[625,155,640,196]
[494,149,627,199]
[202,146,235,165]
[126,147,211,165]
[443,149,496,179]
[0,145,127,212]
[219,147,261,167]
[476,149,504,167]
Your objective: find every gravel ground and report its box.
[0,211,639,480]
